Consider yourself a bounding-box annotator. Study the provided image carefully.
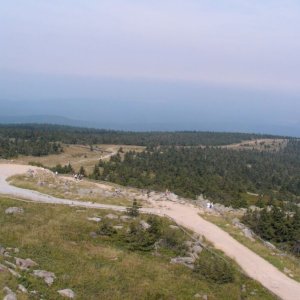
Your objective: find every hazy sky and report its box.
[0,1,300,135]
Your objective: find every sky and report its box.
[0,1,300,135]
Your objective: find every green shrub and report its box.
[194,250,235,284]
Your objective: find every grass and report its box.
[13,144,145,173]
[0,196,276,300]
[8,173,143,207]
[202,213,300,282]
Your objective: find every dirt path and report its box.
[0,163,299,300]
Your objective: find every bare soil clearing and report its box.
[0,163,300,300]
[12,144,145,172]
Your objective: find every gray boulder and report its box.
[15,257,38,270]
[33,270,56,286]
[3,287,17,300]
[5,207,24,215]
[105,214,118,220]
[58,289,76,298]
[87,217,102,222]
[140,220,150,230]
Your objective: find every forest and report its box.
[243,205,300,255]
[0,124,281,152]
[95,140,300,208]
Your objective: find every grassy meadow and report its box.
[0,197,276,300]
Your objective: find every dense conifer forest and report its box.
[96,140,300,208]
[0,124,280,155]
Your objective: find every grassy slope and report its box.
[0,197,275,300]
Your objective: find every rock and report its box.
[5,207,24,215]
[58,289,76,298]
[120,215,131,221]
[33,270,56,286]
[241,284,247,293]
[0,245,6,255]
[140,220,150,230]
[284,267,292,274]
[242,228,255,241]
[192,245,203,254]
[232,218,240,225]
[87,217,102,222]
[185,241,193,247]
[0,263,7,272]
[194,294,201,298]
[170,256,195,268]
[14,248,19,254]
[169,225,179,230]
[4,261,16,269]
[18,284,28,293]
[3,287,17,300]
[15,257,38,270]
[202,295,208,300]
[105,214,118,220]
[8,268,21,278]
[263,241,276,250]
[113,225,123,230]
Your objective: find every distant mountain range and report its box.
[0,114,299,137]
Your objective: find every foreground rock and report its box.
[3,287,17,300]
[58,289,76,298]
[15,257,38,270]
[33,270,56,286]
[5,207,24,215]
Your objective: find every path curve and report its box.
[0,163,299,300]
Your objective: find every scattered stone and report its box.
[5,207,24,215]
[8,268,21,278]
[0,263,7,272]
[169,225,179,230]
[33,270,56,286]
[170,256,195,269]
[18,284,28,293]
[3,287,17,300]
[140,220,150,230]
[202,295,208,300]
[4,260,16,269]
[58,289,76,298]
[14,248,19,254]
[192,245,203,254]
[15,257,38,270]
[263,241,276,250]
[120,215,131,221]
[185,241,193,247]
[242,228,255,241]
[87,217,102,222]
[194,294,201,298]
[241,284,247,293]
[113,225,123,230]
[105,214,118,220]
[0,245,6,255]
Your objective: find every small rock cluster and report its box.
[0,244,76,299]
[232,218,255,241]
[170,239,203,269]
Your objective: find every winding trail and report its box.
[1,163,300,300]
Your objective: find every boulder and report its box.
[18,284,28,293]
[87,217,102,222]
[3,287,17,300]
[105,214,118,220]
[140,220,151,230]
[192,245,203,254]
[263,241,276,250]
[169,225,179,230]
[242,228,255,241]
[33,270,56,286]
[58,289,76,298]
[15,257,38,270]
[120,215,131,221]
[5,207,24,215]
[170,256,195,268]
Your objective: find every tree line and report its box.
[93,140,300,208]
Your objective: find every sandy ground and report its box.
[0,163,300,300]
